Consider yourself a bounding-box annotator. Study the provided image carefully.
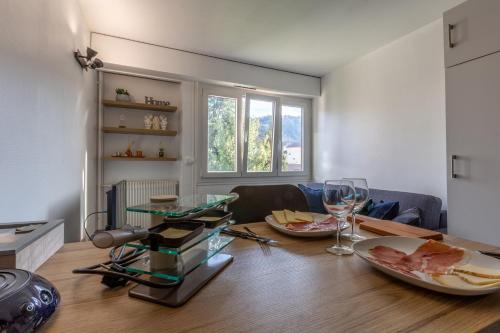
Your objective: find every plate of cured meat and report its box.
[264,211,350,238]
[354,236,500,296]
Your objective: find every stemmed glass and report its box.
[342,178,369,242]
[323,180,356,256]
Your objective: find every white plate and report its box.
[353,236,500,296]
[264,213,350,238]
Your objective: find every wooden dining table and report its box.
[38,222,500,333]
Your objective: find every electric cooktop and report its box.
[0,269,59,332]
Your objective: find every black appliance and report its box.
[106,180,127,230]
[0,269,59,332]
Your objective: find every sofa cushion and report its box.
[298,184,327,214]
[367,201,400,220]
[358,199,375,215]
[393,207,421,226]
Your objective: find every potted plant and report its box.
[115,88,130,102]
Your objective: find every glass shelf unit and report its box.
[126,194,238,218]
[125,234,234,282]
[125,220,233,255]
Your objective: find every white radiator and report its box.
[116,179,178,228]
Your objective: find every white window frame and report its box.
[201,86,243,178]
[278,97,311,177]
[242,93,280,177]
[199,84,311,180]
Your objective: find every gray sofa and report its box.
[304,183,447,232]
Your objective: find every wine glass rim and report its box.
[324,179,354,183]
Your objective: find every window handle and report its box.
[451,155,458,179]
[448,24,455,48]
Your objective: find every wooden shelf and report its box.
[103,99,177,112]
[103,156,177,162]
[102,127,177,136]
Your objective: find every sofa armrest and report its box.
[439,210,447,229]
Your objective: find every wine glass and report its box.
[342,178,369,242]
[323,180,356,256]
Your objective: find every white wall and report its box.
[314,19,447,205]
[0,0,97,242]
[91,33,320,97]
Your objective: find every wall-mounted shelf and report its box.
[103,99,177,112]
[103,156,178,162]
[102,127,177,137]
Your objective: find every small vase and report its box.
[116,94,130,102]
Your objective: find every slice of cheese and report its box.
[454,264,500,279]
[284,209,301,223]
[432,274,500,289]
[294,211,313,223]
[272,211,287,224]
[454,272,500,285]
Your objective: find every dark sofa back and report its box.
[368,189,442,231]
[303,183,443,230]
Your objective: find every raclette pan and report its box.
[191,210,233,228]
[144,221,205,249]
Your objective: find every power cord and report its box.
[73,241,183,289]
[83,211,108,240]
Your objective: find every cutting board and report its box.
[356,216,443,240]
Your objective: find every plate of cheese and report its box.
[265,210,349,237]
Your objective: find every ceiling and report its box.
[79,0,465,77]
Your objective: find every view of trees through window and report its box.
[247,99,274,172]
[207,95,237,172]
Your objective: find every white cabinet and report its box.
[446,43,500,245]
[444,0,500,68]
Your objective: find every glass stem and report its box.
[336,217,342,246]
[351,213,356,234]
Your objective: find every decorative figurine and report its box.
[116,88,131,102]
[159,115,168,130]
[152,115,161,130]
[125,141,134,157]
[118,114,127,128]
[144,114,153,129]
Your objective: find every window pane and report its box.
[207,95,237,172]
[247,99,274,172]
[281,105,303,172]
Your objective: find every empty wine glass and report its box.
[323,180,356,255]
[342,178,369,242]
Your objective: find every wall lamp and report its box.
[74,47,104,70]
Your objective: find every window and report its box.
[201,85,310,178]
[207,95,238,173]
[281,105,303,172]
[243,94,278,176]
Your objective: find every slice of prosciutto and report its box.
[368,240,464,276]
[285,216,340,232]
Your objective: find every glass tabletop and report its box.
[126,194,238,217]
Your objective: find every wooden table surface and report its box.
[37,223,500,333]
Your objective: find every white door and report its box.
[444,0,500,68]
[446,51,500,245]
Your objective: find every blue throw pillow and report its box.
[368,200,400,220]
[358,199,374,216]
[298,184,327,214]
[393,207,421,226]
